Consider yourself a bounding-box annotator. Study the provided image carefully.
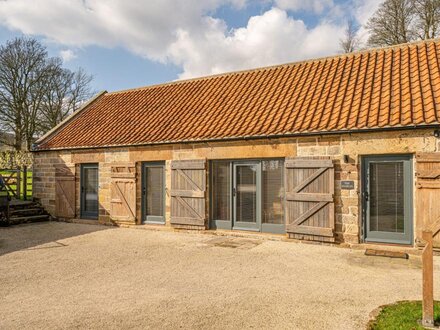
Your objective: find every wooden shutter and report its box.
[285,158,335,242]
[55,165,75,218]
[170,160,206,227]
[110,163,136,224]
[416,153,440,247]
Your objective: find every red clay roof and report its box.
[36,40,440,150]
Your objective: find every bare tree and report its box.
[340,20,360,53]
[413,0,440,39]
[366,0,416,47]
[0,38,49,150]
[0,37,93,151]
[366,0,440,47]
[37,65,93,133]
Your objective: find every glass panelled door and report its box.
[233,162,261,231]
[142,162,165,224]
[362,155,413,244]
[80,164,99,219]
[211,160,285,234]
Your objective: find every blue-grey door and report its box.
[80,164,99,219]
[142,162,165,224]
[233,162,261,231]
[362,155,413,245]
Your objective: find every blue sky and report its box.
[0,0,380,92]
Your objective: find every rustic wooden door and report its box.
[285,158,335,242]
[110,163,136,224]
[170,160,206,227]
[416,153,440,247]
[55,164,76,219]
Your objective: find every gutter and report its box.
[31,123,440,153]
[33,90,107,148]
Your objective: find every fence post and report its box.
[16,168,21,200]
[23,166,27,201]
[422,229,434,327]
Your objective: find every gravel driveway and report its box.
[0,222,438,329]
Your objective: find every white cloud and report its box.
[0,0,349,80]
[168,8,345,78]
[274,0,334,14]
[59,49,77,62]
[0,0,244,60]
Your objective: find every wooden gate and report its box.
[416,153,440,247]
[55,164,75,218]
[170,160,206,227]
[110,163,136,224]
[285,158,335,242]
[0,167,32,200]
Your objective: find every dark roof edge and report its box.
[32,124,440,153]
[34,90,108,147]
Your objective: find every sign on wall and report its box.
[341,180,354,190]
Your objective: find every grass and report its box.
[369,301,440,330]
[0,169,32,200]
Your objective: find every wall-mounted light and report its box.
[343,155,350,163]
[434,129,440,138]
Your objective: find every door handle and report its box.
[364,191,369,201]
[232,187,236,197]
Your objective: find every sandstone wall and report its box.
[33,128,440,244]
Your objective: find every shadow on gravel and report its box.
[0,221,111,256]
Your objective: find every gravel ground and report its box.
[0,222,439,330]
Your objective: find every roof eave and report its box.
[32,123,440,152]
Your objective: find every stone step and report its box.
[10,201,39,210]
[10,208,43,216]
[365,248,409,259]
[8,214,50,225]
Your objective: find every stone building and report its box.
[32,40,440,248]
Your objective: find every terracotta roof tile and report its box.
[37,39,440,150]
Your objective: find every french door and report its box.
[211,159,285,234]
[362,155,413,245]
[80,164,99,219]
[142,162,165,224]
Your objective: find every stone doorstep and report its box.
[365,248,409,259]
[351,242,423,257]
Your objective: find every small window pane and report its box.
[212,162,230,221]
[262,160,284,224]
[146,166,164,216]
[369,162,404,233]
[236,164,257,223]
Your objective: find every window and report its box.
[211,161,231,221]
[262,160,284,225]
